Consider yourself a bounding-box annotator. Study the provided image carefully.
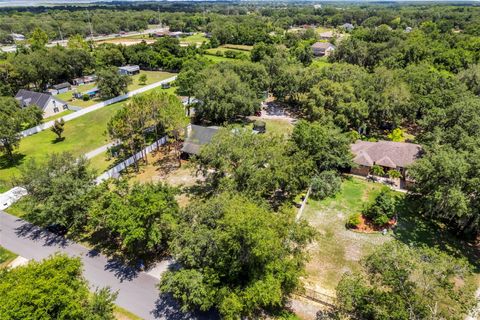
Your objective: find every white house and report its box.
[15,89,69,118]
[48,82,71,95]
[119,65,140,76]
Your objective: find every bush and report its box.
[215,50,223,56]
[346,213,361,229]
[82,94,90,101]
[363,188,397,226]
[310,170,342,200]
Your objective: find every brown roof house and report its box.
[350,140,422,188]
[311,42,335,57]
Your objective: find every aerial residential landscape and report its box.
[0,1,479,319]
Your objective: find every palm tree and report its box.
[370,165,385,181]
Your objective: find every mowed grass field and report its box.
[206,47,251,57]
[0,101,124,187]
[180,33,208,45]
[0,246,17,268]
[128,70,176,91]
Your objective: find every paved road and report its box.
[0,210,209,320]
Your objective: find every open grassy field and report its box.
[203,54,240,63]
[244,117,294,138]
[302,176,480,295]
[114,305,142,320]
[206,46,251,57]
[180,33,208,45]
[128,70,176,91]
[221,44,253,51]
[0,246,17,268]
[0,101,123,185]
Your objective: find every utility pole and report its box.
[86,9,94,41]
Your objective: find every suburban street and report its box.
[0,210,211,320]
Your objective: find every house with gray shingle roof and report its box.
[311,42,335,56]
[181,124,219,156]
[15,89,69,119]
[350,140,422,187]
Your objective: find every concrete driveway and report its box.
[0,210,214,320]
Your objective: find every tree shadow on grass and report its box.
[393,197,480,271]
[51,137,65,144]
[0,153,26,170]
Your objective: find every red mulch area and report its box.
[352,214,397,233]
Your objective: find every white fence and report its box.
[20,76,177,138]
[95,136,168,183]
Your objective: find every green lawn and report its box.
[244,118,294,138]
[303,177,395,293]
[203,54,240,63]
[0,101,123,184]
[89,150,115,174]
[128,70,176,91]
[0,246,17,268]
[180,33,208,44]
[303,176,480,294]
[56,83,99,108]
[221,44,253,51]
[206,47,251,57]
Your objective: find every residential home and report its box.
[15,89,69,118]
[119,65,140,76]
[311,42,335,56]
[181,124,219,156]
[48,82,71,95]
[341,23,354,31]
[350,140,422,189]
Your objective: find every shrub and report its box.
[215,50,223,56]
[346,213,361,229]
[82,94,90,101]
[310,170,342,200]
[363,188,397,226]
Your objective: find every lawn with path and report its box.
[180,33,208,45]
[302,176,480,296]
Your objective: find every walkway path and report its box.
[0,210,213,319]
[20,76,177,138]
[84,141,118,160]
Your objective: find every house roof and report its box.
[351,140,422,169]
[53,82,71,90]
[15,89,66,110]
[119,65,140,72]
[311,42,334,52]
[181,125,219,155]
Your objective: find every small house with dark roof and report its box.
[15,89,69,118]
[48,82,71,95]
[181,124,219,156]
[350,140,422,187]
[311,42,335,57]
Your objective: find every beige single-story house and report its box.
[311,42,335,56]
[15,89,69,118]
[350,140,422,188]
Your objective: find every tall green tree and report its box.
[89,181,179,259]
[97,67,131,99]
[194,128,313,207]
[336,242,477,320]
[291,120,353,173]
[28,27,48,51]
[160,193,315,319]
[18,153,96,232]
[0,254,117,320]
[50,118,65,141]
[193,68,260,124]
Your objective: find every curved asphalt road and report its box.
[0,210,211,320]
